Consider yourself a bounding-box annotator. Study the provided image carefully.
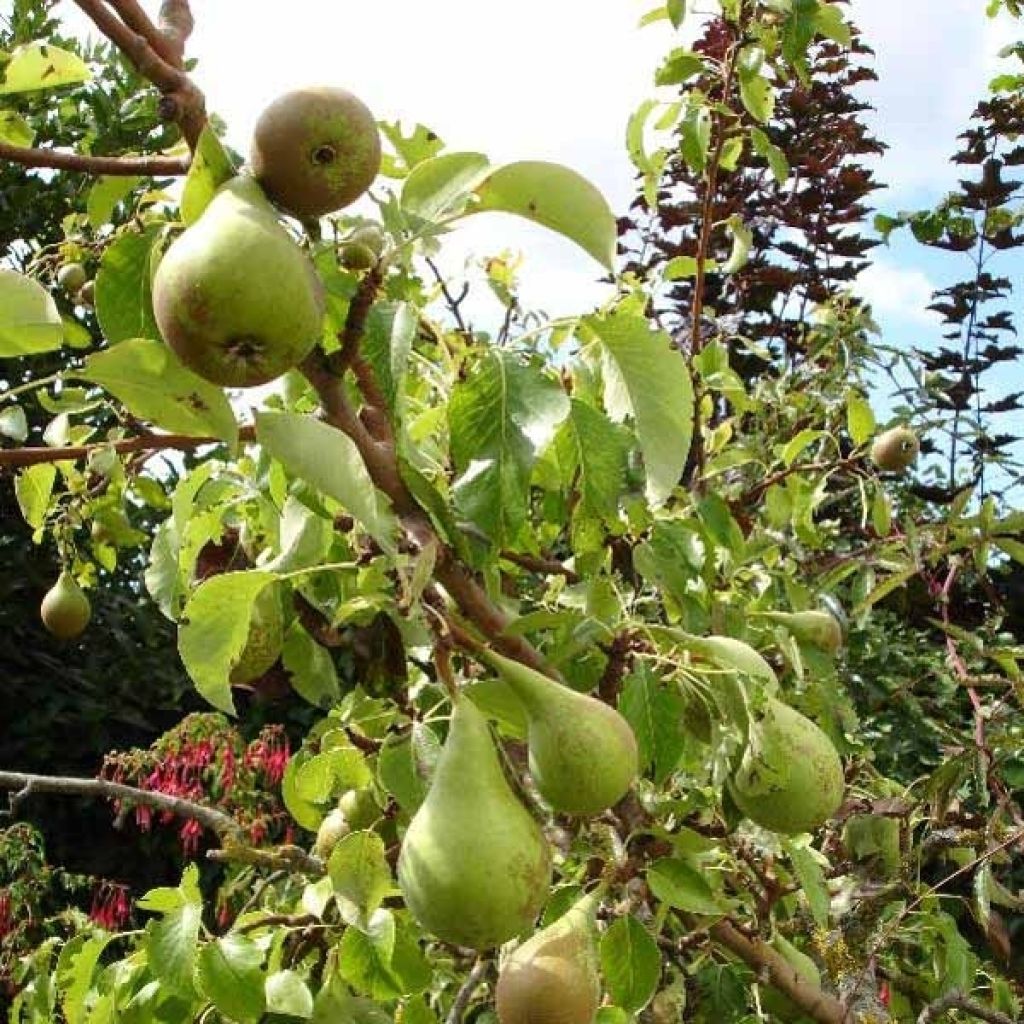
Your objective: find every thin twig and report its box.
[917,989,1018,1024]
[499,549,580,583]
[0,141,188,176]
[0,425,251,469]
[445,959,493,1024]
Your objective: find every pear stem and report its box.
[445,958,494,1024]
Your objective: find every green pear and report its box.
[730,698,844,835]
[870,426,919,473]
[313,805,351,861]
[40,572,91,640]
[496,890,602,1024]
[760,935,820,1021]
[337,787,380,830]
[57,262,87,293]
[483,651,638,816]
[152,176,325,387]
[230,586,284,684]
[397,695,552,949]
[250,86,382,219]
[758,610,844,654]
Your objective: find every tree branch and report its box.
[445,959,493,1024]
[0,140,188,176]
[709,919,849,1024]
[0,426,251,469]
[106,0,191,68]
[0,769,239,838]
[72,0,205,147]
[917,990,1017,1024]
[499,549,580,583]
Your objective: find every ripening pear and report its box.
[152,176,325,387]
[397,696,552,949]
[230,586,284,685]
[496,890,603,1024]
[40,572,91,640]
[730,698,844,835]
[758,610,844,655]
[760,935,820,1021]
[483,651,638,816]
[250,86,382,219]
[870,426,919,473]
[57,262,87,293]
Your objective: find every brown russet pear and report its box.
[759,610,844,654]
[483,651,638,816]
[40,571,91,640]
[870,426,919,473]
[731,698,844,835]
[152,176,324,388]
[397,695,551,949]
[496,889,603,1024]
[250,87,382,219]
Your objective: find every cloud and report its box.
[855,260,942,327]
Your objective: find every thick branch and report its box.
[917,990,1017,1024]
[0,426,251,469]
[0,769,239,838]
[0,140,188,176]
[106,0,190,68]
[73,0,205,147]
[445,959,493,1024]
[710,920,849,1024]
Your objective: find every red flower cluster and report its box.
[88,882,131,931]
[101,714,293,855]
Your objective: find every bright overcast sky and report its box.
[52,1,1021,340]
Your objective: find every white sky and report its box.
[51,1,1021,331]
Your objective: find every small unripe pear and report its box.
[57,263,87,293]
[40,572,91,640]
[78,280,95,308]
[313,806,351,860]
[759,610,844,654]
[870,426,919,473]
[760,935,820,1021]
[230,587,284,684]
[338,787,380,830]
[339,241,377,271]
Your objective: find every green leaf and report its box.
[265,970,314,1018]
[722,215,753,274]
[177,570,278,714]
[141,866,202,997]
[283,622,340,708]
[449,351,570,543]
[738,70,775,123]
[668,0,687,28]
[376,725,440,814]
[95,226,161,344]
[337,919,431,999]
[0,404,28,442]
[266,497,333,575]
[647,858,724,915]
[587,307,694,506]
[600,915,661,1012]
[0,109,34,146]
[0,43,91,94]
[783,0,819,70]
[328,831,393,925]
[784,842,830,927]
[663,256,717,280]
[378,121,445,177]
[197,935,266,1023]
[360,302,416,420]
[551,399,630,526]
[180,126,236,226]
[15,463,56,530]
[846,392,875,446]
[81,338,238,442]
[401,151,491,221]
[680,103,712,174]
[0,270,63,356]
[256,412,398,551]
[474,161,617,271]
[56,934,109,1024]
[619,666,686,783]
[814,3,851,45]
[750,127,789,183]
[87,176,141,229]
[655,49,705,86]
